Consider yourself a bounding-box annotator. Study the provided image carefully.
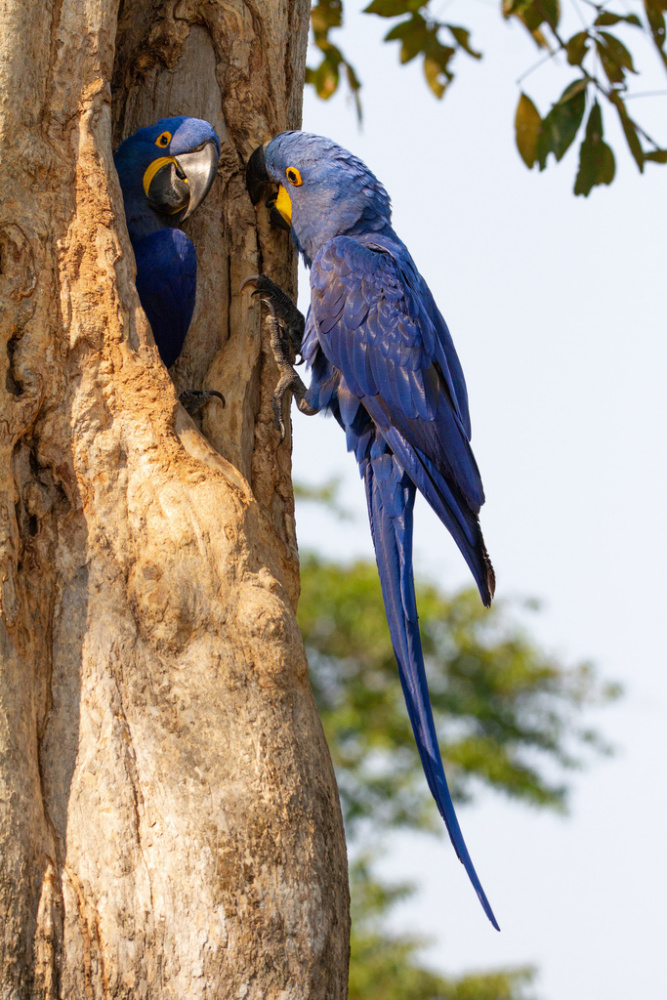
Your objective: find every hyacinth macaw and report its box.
[245,132,498,930]
[114,116,220,369]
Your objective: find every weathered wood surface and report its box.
[0,2,349,997]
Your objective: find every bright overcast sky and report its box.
[291,3,667,999]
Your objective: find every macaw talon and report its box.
[179,389,225,417]
[253,292,315,441]
[241,275,314,438]
[240,274,305,356]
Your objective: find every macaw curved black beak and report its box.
[145,139,219,220]
[246,142,291,232]
[246,143,271,204]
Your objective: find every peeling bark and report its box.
[0,2,349,997]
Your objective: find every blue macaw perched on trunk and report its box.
[114,116,220,373]
[245,132,499,930]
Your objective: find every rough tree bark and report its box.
[0,2,349,998]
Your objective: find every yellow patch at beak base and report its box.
[142,156,178,197]
[275,185,292,225]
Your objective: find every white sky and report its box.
[292,3,667,999]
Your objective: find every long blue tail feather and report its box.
[363,447,500,931]
[364,402,495,608]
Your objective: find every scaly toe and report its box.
[179,389,225,417]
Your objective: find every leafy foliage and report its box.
[349,856,538,1000]
[296,485,619,998]
[298,551,620,837]
[293,476,354,521]
[574,99,616,195]
[307,0,667,194]
[308,2,362,117]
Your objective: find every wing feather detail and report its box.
[310,236,486,517]
[133,229,197,368]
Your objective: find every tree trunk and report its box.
[0,2,349,997]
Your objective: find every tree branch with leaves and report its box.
[308,0,667,194]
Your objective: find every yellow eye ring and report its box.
[285,166,303,187]
[155,131,172,148]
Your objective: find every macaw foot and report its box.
[240,275,305,355]
[179,389,225,417]
[241,275,317,441]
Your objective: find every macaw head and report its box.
[246,131,393,264]
[114,116,220,236]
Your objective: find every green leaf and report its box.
[533,0,559,29]
[644,1,667,69]
[645,0,667,43]
[311,56,340,100]
[307,2,363,108]
[609,92,644,171]
[311,0,343,34]
[644,148,667,162]
[594,11,642,27]
[574,101,616,197]
[566,30,589,66]
[383,13,429,63]
[423,55,448,98]
[424,35,455,72]
[346,60,361,93]
[503,0,560,32]
[364,0,423,16]
[595,31,636,85]
[400,29,427,64]
[558,77,588,104]
[515,92,542,167]
[346,64,363,122]
[446,24,482,59]
[537,79,587,168]
[598,31,637,71]
[384,15,422,41]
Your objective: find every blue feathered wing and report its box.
[133,229,197,368]
[309,235,494,606]
[307,235,499,929]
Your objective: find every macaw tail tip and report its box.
[473,884,500,931]
[484,898,501,932]
[480,536,495,607]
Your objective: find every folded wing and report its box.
[310,236,494,605]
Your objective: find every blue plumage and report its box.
[260,131,498,929]
[114,116,220,367]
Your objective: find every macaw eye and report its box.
[155,131,172,148]
[285,166,303,187]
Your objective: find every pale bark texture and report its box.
[0,2,349,998]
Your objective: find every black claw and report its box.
[272,395,287,443]
[179,389,225,417]
[241,275,305,354]
[242,275,317,438]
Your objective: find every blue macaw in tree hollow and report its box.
[245,131,499,930]
[114,116,220,370]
